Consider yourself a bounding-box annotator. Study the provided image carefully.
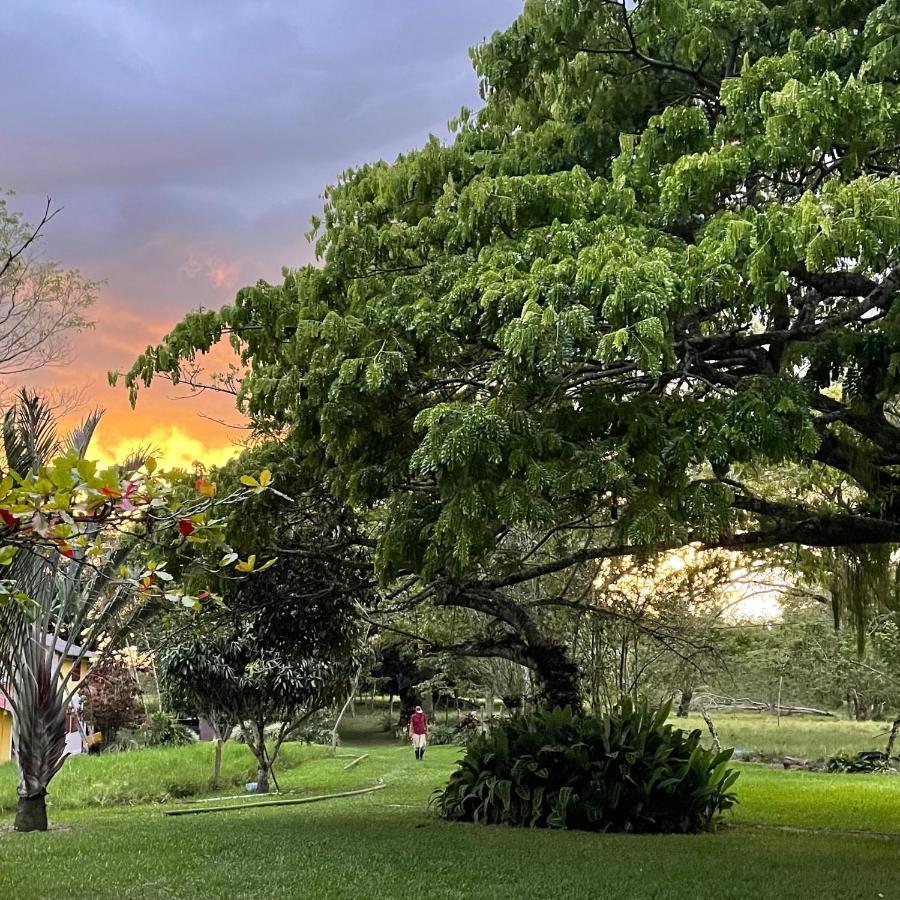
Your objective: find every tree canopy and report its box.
[0,195,95,387]
[159,543,365,793]
[121,0,900,704]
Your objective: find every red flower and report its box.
[179,519,195,537]
[0,509,16,528]
[100,487,121,498]
[60,547,74,559]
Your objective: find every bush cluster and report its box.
[434,699,738,833]
[110,712,196,751]
[825,750,899,774]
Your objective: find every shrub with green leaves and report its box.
[826,751,899,774]
[425,724,459,746]
[116,712,196,749]
[434,700,738,833]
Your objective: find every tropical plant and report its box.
[137,711,195,748]
[825,750,898,774]
[434,700,738,833]
[0,392,276,830]
[121,0,900,701]
[423,724,458,746]
[109,712,196,752]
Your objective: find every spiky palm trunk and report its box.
[0,391,131,831]
[10,627,69,831]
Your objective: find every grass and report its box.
[0,741,330,812]
[1,716,899,899]
[675,711,892,760]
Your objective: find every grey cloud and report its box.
[1,0,522,314]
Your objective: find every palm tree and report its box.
[0,391,140,831]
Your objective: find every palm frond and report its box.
[2,390,60,474]
[119,445,152,478]
[61,408,104,460]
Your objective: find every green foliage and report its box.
[157,548,364,777]
[434,699,738,832]
[290,715,336,747]
[422,724,458,746]
[231,714,335,747]
[128,712,195,749]
[122,1,900,594]
[157,441,368,747]
[825,750,898,774]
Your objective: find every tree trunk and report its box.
[529,640,581,711]
[256,760,270,794]
[484,690,495,729]
[331,677,359,757]
[885,715,900,759]
[699,707,720,754]
[677,687,693,718]
[212,738,223,787]
[15,794,48,832]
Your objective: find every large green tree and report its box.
[121,0,900,707]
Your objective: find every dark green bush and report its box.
[113,712,196,749]
[292,713,335,746]
[826,751,899,774]
[398,713,482,746]
[433,699,739,833]
[426,724,459,745]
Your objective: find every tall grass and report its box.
[0,742,328,811]
[675,712,891,759]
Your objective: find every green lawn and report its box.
[674,711,892,760]
[1,719,899,900]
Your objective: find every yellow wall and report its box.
[59,658,90,682]
[0,657,91,764]
[0,710,12,764]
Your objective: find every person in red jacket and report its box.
[409,705,429,760]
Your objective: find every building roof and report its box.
[43,635,95,659]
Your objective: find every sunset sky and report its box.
[3,0,522,468]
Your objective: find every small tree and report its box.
[160,550,364,793]
[80,658,141,746]
[0,194,96,389]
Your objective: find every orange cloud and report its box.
[18,287,247,471]
[178,250,242,290]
